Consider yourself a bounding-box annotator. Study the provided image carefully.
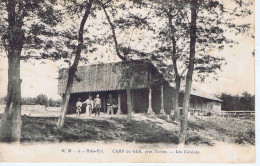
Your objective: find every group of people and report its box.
[76,94,116,117]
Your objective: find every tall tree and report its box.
[98,0,150,118]
[134,0,226,121]
[179,0,198,145]
[99,1,133,118]
[99,0,127,61]
[56,0,144,124]
[147,0,189,120]
[178,0,253,145]
[98,0,150,60]
[0,0,61,142]
[57,0,94,127]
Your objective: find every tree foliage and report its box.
[145,0,253,84]
[1,95,61,106]
[0,0,63,61]
[219,92,255,111]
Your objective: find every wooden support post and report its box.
[170,93,175,115]
[201,100,203,114]
[195,97,197,112]
[116,93,122,115]
[160,85,166,115]
[147,87,154,115]
[131,90,134,113]
[127,88,132,116]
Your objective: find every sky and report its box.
[0,0,255,100]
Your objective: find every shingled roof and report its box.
[58,60,164,94]
[58,60,222,102]
[190,88,222,102]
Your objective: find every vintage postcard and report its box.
[0,0,256,163]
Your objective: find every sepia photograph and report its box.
[0,0,256,163]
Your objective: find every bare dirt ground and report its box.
[0,104,60,117]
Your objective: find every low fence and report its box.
[220,110,255,119]
[178,107,255,119]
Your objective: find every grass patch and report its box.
[0,114,255,146]
[21,117,119,142]
[188,116,255,145]
[234,127,255,145]
[21,116,180,144]
[112,118,179,144]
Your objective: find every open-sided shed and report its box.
[58,60,172,114]
[58,60,222,115]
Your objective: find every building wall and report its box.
[132,89,149,113]
[163,85,174,114]
[208,101,222,115]
[68,91,121,114]
[68,89,150,114]
[67,87,221,115]
[189,95,222,114]
[150,85,171,114]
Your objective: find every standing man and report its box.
[84,95,94,117]
[94,94,102,117]
[107,94,115,115]
[76,98,82,117]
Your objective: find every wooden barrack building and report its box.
[58,60,222,115]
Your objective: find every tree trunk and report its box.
[57,68,75,127]
[101,3,127,61]
[173,76,181,121]
[0,45,23,142]
[0,58,14,142]
[10,53,22,142]
[179,0,197,145]
[57,0,94,128]
[168,13,181,121]
[0,0,24,142]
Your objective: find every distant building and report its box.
[185,88,222,115]
[58,60,222,115]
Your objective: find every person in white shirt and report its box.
[94,94,101,117]
[84,95,94,117]
[76,98,82,117]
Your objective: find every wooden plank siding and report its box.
[189,96,222,114]
[57,60,161,94]
[58,60,222,115]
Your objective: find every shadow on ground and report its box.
[0,114,255,146]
